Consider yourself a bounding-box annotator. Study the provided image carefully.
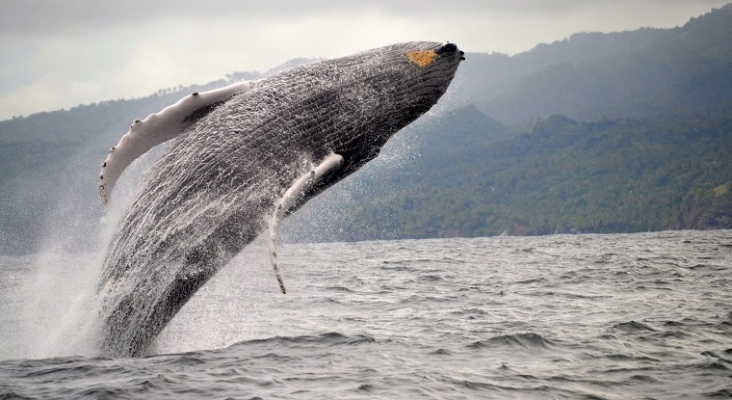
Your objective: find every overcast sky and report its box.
[0,0,729,121]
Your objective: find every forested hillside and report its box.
[285,105,732,241]
[449,3,732,124]
[1,5,732,253]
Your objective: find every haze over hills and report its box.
[1,4,731,253]
[447,3,732,124]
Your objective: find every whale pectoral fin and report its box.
[98,81,252,205]
[268,153,344,294]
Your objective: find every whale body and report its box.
[96,41,463,357]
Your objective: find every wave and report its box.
[602,353,660,362]
[513,277,548,285]
[324,286,355,293]
[419,274,444,282]
[610,321,656,332]
[429,348,452,356]
[704,388,732,398]
[228,332,377,349]
[688,263,728,271]
[451,308,490,316]
[468,332,554,350]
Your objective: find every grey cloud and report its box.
[2,0,728,35]
[1,0,729,120]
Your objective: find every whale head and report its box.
[307,41,465,177]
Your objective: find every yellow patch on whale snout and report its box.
[407,49,437,68]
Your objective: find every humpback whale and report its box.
[96,41,463,357]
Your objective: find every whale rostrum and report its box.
[96,41,464,357]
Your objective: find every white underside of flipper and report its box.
[268,153,344,294]
[98,81,252,205]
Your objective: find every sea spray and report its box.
[0,143,161,359]
[1,251,100,359]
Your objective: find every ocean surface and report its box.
[1,230,731,399]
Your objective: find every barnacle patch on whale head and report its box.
[407,49,437,68]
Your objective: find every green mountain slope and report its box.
[285,106,732,242]
[450,4,732,125]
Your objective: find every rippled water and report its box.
[1,230,731,399]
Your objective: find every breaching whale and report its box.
[96,41,464,357]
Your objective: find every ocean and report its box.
[1,230,731,399]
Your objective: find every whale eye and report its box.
[407,49,437,68]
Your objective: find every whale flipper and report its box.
[268,153,344,294]
[98,82,252,205]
